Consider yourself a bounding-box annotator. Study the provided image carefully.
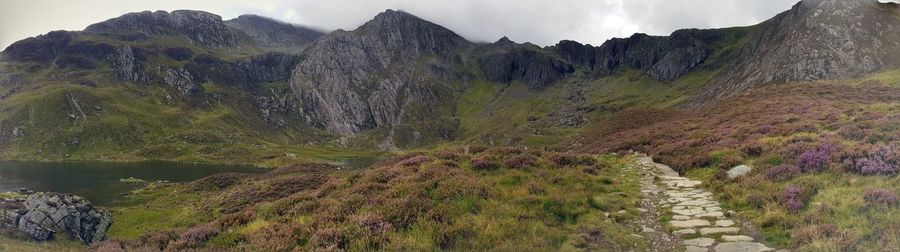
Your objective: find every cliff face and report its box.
[289,10,470,137]
[85,10,239,47]
[698,0,900,102]
[477,37,575,90]
[550,29,729,82]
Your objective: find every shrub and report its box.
[764,164,802,181]
[355,213,393,234]
[246,222,304,251]
[190,173,249,191]
[781,185,806,213]
[792,224,857,250]
[709,150,743,169]
[470,158,499,170]
[797,144,836,173]
[138,230,179,250]
[853,144,899,176]
[312,227,348,249]
[91,241,124,252]
[742,142,764,157]
[504,154,538,169]
[548,153,596,167]
[399,156,430,166]
[215,211,255,229]
[435,149,463,161]
[863,188,898,207]
[166,225,220,250]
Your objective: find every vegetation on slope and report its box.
[580,75,900,250]
[87,147,647,251]
[0,80,381,167]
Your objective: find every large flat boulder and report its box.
[1,192,112,245]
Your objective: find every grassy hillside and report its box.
[0,80,379,167]
[86,147,648,251]
[579,73,900,250]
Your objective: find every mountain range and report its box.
[0,0,898,162]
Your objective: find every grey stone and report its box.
[674,229,697,235]
[700,227,740,235]
[686,246,709,252]
[721,235,755,242]
[716,220,736,227]
[684,237,716,247]
[727,165,753,179]
[697,211,725,218]
[713,242,773,252]
[671,219,711,228]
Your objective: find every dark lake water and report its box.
[0,161,263,206]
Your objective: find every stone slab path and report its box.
[634,154,775,252]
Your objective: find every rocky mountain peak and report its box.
[696,0,900,103]
[354,9,469,56]
[84,10,238,47]
[494,36,515,45]
[225,14,324,52]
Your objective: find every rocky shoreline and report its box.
[1,191,112,245]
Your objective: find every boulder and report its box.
[0,192,112,245]
[727,165,753,179]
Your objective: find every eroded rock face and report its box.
[549,29,725,82]
[3,31,73,63]
[290,10,469,136]
[1,192,112,245]
[478,37,575,89]
[85,10,238,47]
[700,0,900,102]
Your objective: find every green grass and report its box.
[0,82,379,167]
[104,149,648,251]
[107,185,210,240]
[0,236,84,252]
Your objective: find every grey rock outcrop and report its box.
[85,10,238,47]
[11,127,26,138]
[478,37,575,89]
[698,0,900,103]
[549,29,726,81]
[1,192,112,245]
[290,9,469,135]
[164,67,202,96]
[3,31,73,63]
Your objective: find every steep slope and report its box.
[287,10,742,148]
[2,0,899,159]
[698,0,900,102]
[0,10,350,164]
[290,10,471,148]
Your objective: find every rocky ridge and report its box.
[85,10,239,47]
[698,0,900,102]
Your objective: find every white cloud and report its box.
[1,0,801,50]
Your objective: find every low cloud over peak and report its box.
[1,0,802,50]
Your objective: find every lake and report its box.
[0,161,263,206]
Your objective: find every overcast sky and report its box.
[2,0,895,50]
